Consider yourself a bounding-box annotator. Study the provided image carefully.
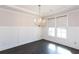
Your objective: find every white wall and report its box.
[42,9,79,49]
[0,8,41,51]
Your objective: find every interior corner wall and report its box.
[41,9,79,49]
[0,8,41,51]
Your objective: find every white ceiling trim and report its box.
[0,5,39,16]
[7,5,39,16]
[0,5,79,17]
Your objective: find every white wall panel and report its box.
[0,27,18,51]
[68,27,79,49]
[18,27,40,45]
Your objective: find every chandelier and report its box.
[34,5,46,27]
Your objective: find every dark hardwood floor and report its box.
[0,39,79,54]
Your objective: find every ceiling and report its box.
[0,5,79,17]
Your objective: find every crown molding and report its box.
[0,5,79,18]
[0,5,39,16]
[44,6,79,18]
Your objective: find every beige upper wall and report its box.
[0,8,36,26]
[68,9,79,26]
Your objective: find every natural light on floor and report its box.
[48,44,72,54]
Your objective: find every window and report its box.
[48,27,55,37]
[47,15,67,39]
[57,28,67,39]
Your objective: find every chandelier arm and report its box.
[38,5,40,17]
